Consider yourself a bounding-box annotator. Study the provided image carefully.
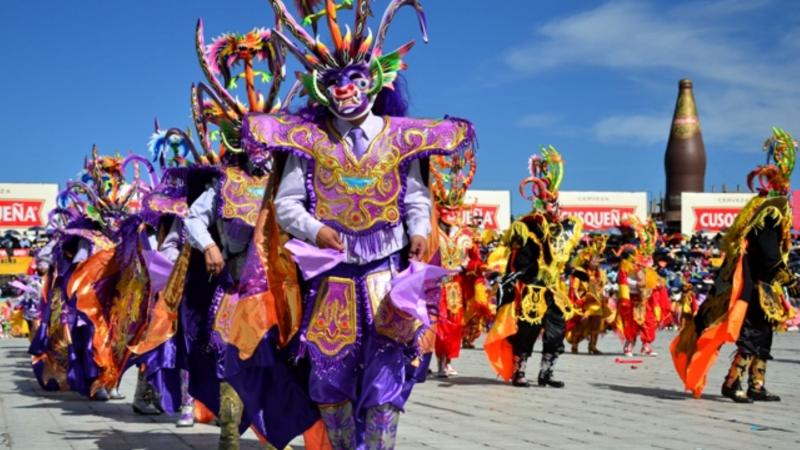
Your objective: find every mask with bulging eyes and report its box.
[319,62,375,121]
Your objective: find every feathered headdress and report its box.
[66,146,156,227]
[268,0,428,106]
[519,145,563,212]
[147,118,203,168]
[572,234,608,267]
[431,146,477,212]
[747,127,797,197]
[192,18,300,159]
[618,213,658,262]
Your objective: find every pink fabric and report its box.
[391,261,454,327]
[284,239,347,280]
[9,281,37,295]
[142,250,174,293]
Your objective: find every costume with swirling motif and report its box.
[30,147,146,400]
[484,146,581,388]
[613,215,669,357]
[566,235,612,355]
[242,1,476,447]
[671,127,798,403]
[430,145,476,377]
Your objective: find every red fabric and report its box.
[566,277,584,334]
[461,245,483,304]
[617,270,628,289]
[435,285,463,360]
[653,286,673,328]
[565,316,579,334]
[465,244,484,276]
[618,295,657,344]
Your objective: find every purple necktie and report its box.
[348,127,368,158]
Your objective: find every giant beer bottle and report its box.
[664,79,706,227]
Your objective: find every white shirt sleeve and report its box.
[404,159,432,238]
[72,239,91,263]
[158,219,183,263]
[274,155,326,243]
[184,188,217,251]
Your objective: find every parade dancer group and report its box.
[18,1,800,449]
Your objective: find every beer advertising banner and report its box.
[558,191,648,231]
[0,183,59,231]
[443,190,511,231]
[680,192,755,236]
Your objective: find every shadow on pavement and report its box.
[11,377,184,426]
[590,382,725,401]
[771,357,800,365]
[42,428,268,450]
[433,376,507,387]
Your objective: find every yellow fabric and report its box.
[10,309,29,337]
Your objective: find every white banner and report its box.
[680,192,755,235]
[0,183,59,231]
[558,191,648,231]
[456,190,512,230]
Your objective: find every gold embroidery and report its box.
[758,282,795,324]
[365,270,393,316]
[307,277,357,356]
[519,285,548,325]
[375,298,422,344]
[220,167,269,227]
[146,196,188,217]
[443,281,462,315]
[439,231,471,270]
[250,115,470,232]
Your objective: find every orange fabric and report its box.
[128,244,191,355]
[193,401,215,423]
[218,199,304,359]
[483,303,518,382]
[215,291,279,360]
[260,200,303,348]
[671,254,748,398]
[68,249,118,393]
[302,419,333,450]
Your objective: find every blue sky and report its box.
[1,0,798,215]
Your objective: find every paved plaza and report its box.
[0,331,798,449]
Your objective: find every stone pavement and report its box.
[1,331,799,449]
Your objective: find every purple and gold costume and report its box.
[243,112,475,446]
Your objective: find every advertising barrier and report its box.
[680,192,755,236]
[0,183,59,231]
[558,191,648,231]
[443,190,511,231]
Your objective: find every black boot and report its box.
[537,353,564,388]
[721,382,754,403]
[747,387,781,402]
[721,352,753,404]
[511,355,530,387]
[589,335,603,355]
[747,358,781,402]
